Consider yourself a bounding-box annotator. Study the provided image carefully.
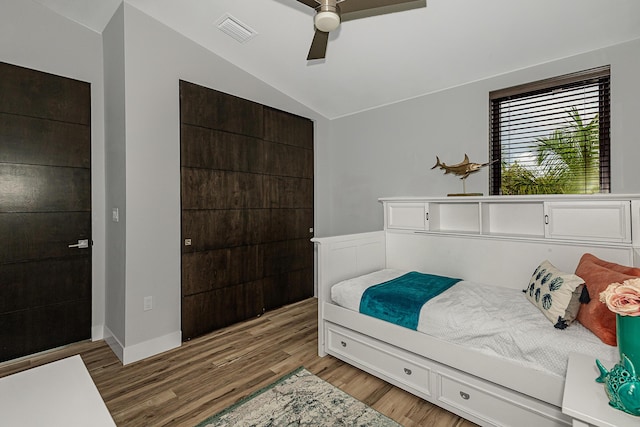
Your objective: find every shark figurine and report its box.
[431,154,492,180]
[595,355,640,415]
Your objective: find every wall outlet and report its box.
[112,207,119,222]
[143,296,153,311]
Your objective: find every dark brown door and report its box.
[180,81,314,339]
[0,62,92,362]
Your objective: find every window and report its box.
[490,66,610,195]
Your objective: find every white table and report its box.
[0,355,116,427]
[562,352,639,427]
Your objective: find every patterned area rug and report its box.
[195,367,401,426]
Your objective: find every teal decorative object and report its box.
[596,355,640,416]
[597,279,640,415]
[618,314,640,371]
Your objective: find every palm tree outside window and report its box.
[489,66,610,195]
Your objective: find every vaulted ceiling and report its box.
[32,0,640,119]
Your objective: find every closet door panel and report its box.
[270,209,314,241]
[263,107,313,149]
[263,239,313,277]
[181,169,265,210]
[263,267,314,310]
[262,141,313,179]
[182,210,242,251]
[182,209,271,251]
[182,249,231,295]
[265,176,313,209]
[181,280,264,339]
[285,267,314,304]
[181,125,265,173]
[182,246,262,295]
[263,238,313,310]
[180,81,263,138]
[180,81,313,340]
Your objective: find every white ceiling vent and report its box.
[216,14,257,43]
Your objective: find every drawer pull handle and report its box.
[340,341,347,347]
[460,391,470,400]
[403,368,412,375]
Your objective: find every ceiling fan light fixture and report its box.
[314,10,340,32]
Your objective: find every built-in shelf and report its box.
[482,201,544,237]
[429,202,479,233]
[381,195,639,246]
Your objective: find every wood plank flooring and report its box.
[0,298,476,427]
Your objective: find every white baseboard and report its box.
[91,325,104,341]
[121,331,182,365]
[103,326,124,362]
[102,327,181,365]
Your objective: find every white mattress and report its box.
[331,269,619,378]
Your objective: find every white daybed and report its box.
[313,195,640,427]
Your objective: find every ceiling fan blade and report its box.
[296,0,320,8]
[340,0,426,21]
[307,30,330,60]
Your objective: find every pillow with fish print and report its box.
[524,260,585,329]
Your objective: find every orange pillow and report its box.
[575,253,640,345]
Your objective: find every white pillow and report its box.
[524,260,585,329]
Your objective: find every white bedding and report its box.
[331,269,619,378]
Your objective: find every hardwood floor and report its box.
[0,298,476,427]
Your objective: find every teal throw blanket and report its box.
[359,272,461,330]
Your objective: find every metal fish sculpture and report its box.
[595,355,640,415]
[431,154,491,180]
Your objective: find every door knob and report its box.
[68,239,89,249]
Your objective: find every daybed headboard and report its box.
[382,195,640,288]
[385,232,636,289]
[313,195,640,293]
[312,231,386,303]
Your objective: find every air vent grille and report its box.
[216,14,257,43]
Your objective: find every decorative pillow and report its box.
[575,253,640,346]
[524,260,585,329]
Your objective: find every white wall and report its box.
[322,37,640,236]
[110,4,328,363]
[0,0,107,340]
[103,3,127,356]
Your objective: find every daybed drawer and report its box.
[437,372,569,427]
[326,324,431,396]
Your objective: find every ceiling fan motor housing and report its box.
[315,0,340,32]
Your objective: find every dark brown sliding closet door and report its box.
[0,62,92,362]
[180,81,313,340]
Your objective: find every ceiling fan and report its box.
[296,0,427,60]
